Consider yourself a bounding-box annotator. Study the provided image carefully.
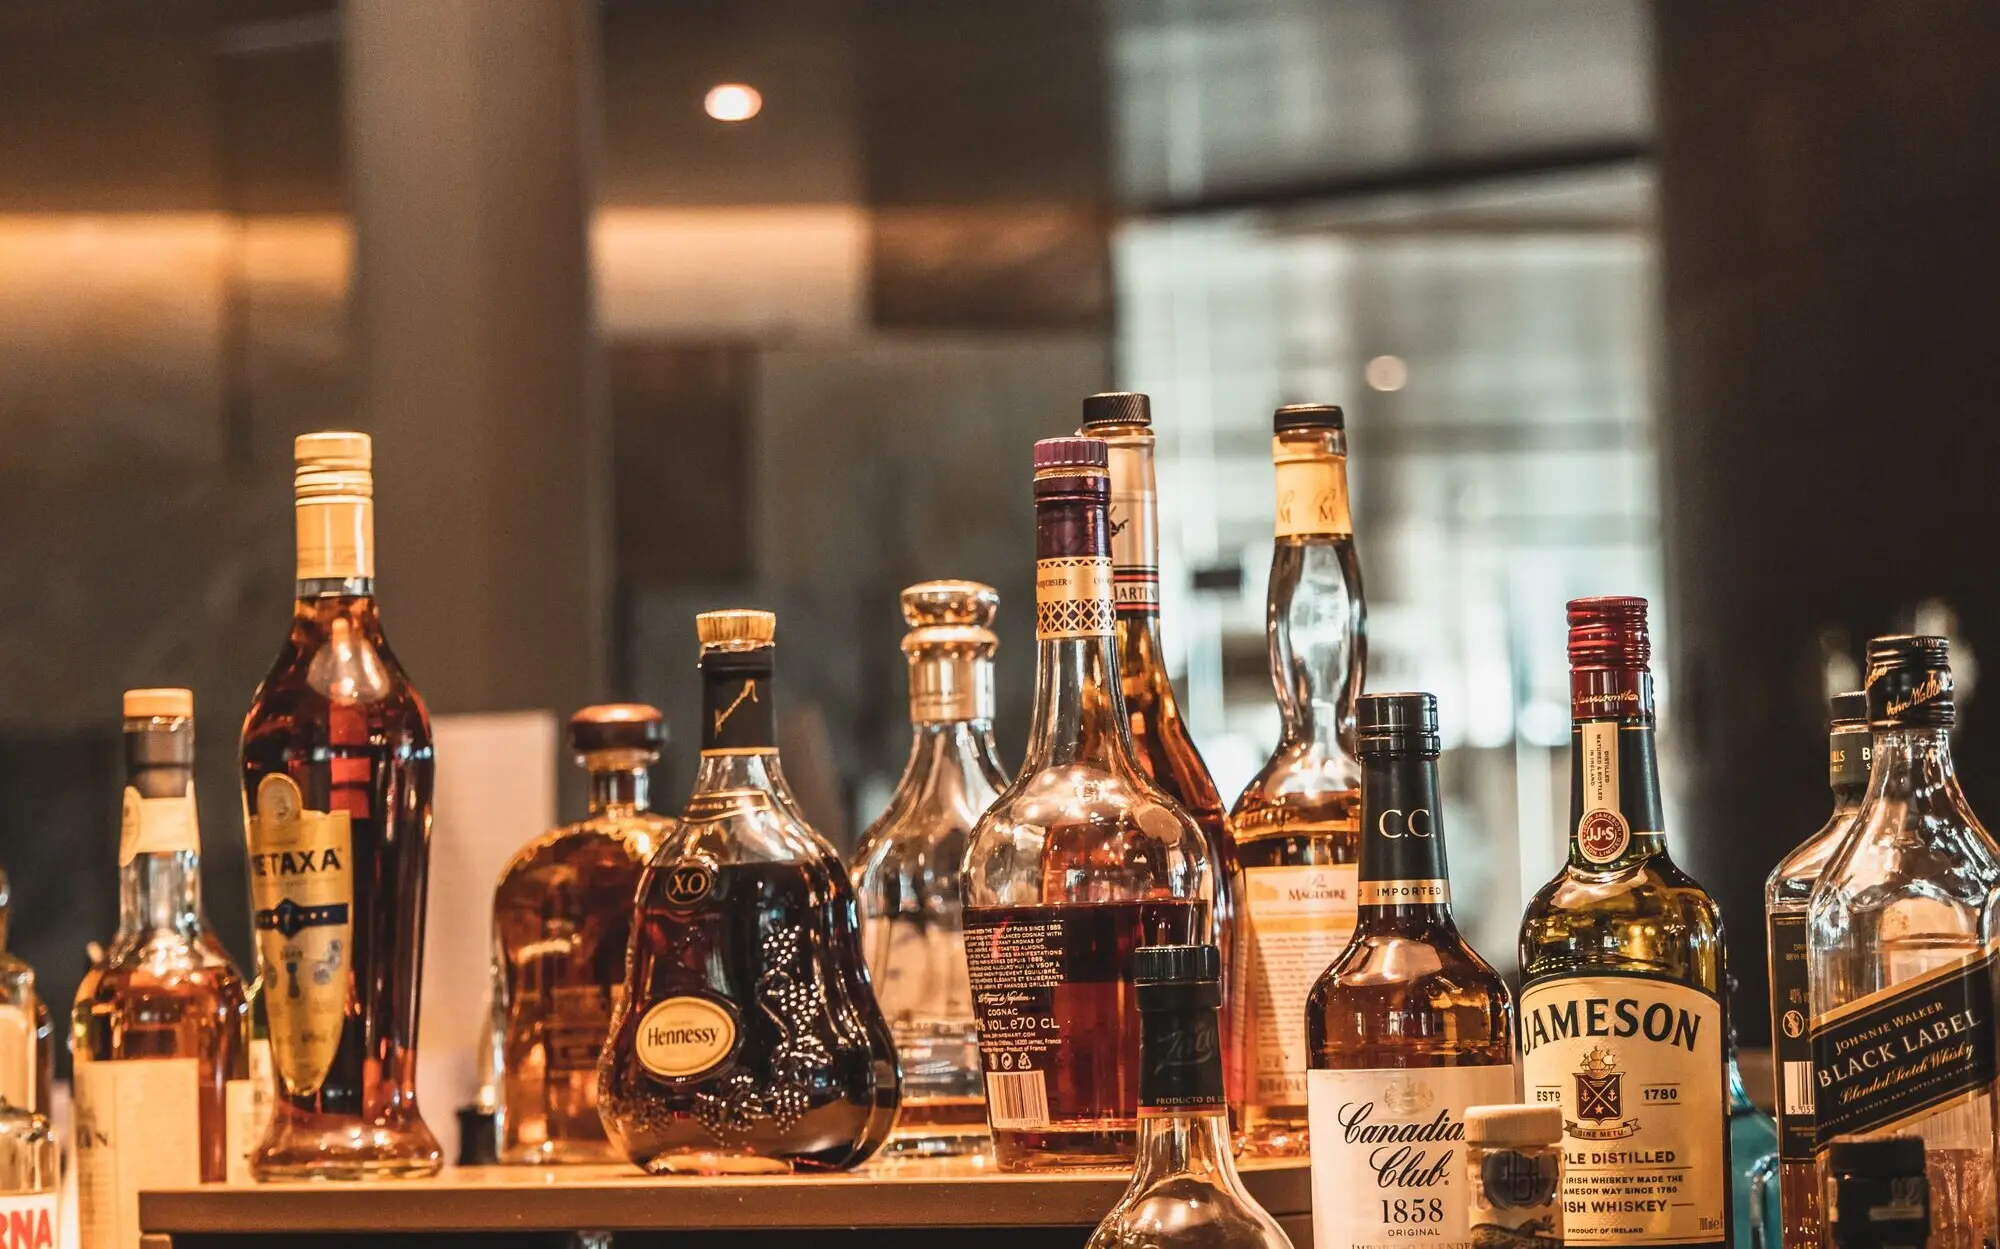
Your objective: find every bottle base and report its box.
[252,1116,443,1182]
[500,1138,624,1166]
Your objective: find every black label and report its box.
[1138,1009,1226,1113]
[700,673,774,751]
[1358,754,1450,892]
[1830,728,1872,791]
[1767,910,1814,1161]
[1811,946,1998,1145]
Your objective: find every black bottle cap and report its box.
[1865,635,1954,727]
[1829,691,1868,728]
[1358,692,1441,758]
[1827,1135,1925,1175]
[1080,392,1152,430]
[569,703,666,754]
[1132,943,1220,985]
[455,1105,499,1166]
[1273,403,1344,432]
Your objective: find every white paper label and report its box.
[0,1194,57,1248]
[117,786,199,866]
[74,1059,202,1249]
[1308,1064,1519,1249]
[1242,863,1358,1105]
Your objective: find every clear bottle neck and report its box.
[1021,635,1138,771]
[118,718,207,948]
[896,719,1005,796]
[1267,538,1363,757]
[1128,1110,1249,1197]
[689,747,798,805]
[116,854,206,948]
[1861,724,1968,819]
[585,756,653,818]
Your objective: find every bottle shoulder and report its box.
[1314,928,1514,1016]
[77,944,247,1006]
[499,816,669,882]
[1767,808,1860,905]
[1092,1176,1291,1249]
[1232,741,1359,813]
[1520,858,1726,983]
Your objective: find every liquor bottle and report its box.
[0,871,49,1120]
[1763,690,1869,1249]
[1085,944,1293,1249]
[1077,394,1237,1007]
[1824,1137,1930,1249]
[494,704,676,1164]
[1228,403,1366,1156]
[1306,692,1517,1249]
[0,959,55,1249]
[961,437,1212,1172]
[1808,636,2000,1249]
[851,580,1007,1157]
[239,431,441,1179]
[74,689,248,1247]
[598,610,899,1174]
[1518,595,1729,1249]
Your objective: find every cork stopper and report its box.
[569,703,665,754]
[294,430,374,501]
[697,609,776,648]
[901,581,999,630]
[1465,1104,1563,1146]
[123,688,193,720]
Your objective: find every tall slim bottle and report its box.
[1808,636,2000,1249]
[1307,692,1516,1249]
[962,437,1212,1172]
[1077,393,1237,1015]
[1228,403,1366,1156]
[74,689,247,1247]
[1517,595,1729,1249]
[239,431,441,1179]
[1764,690,1869,1249]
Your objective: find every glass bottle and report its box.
[1517,595,1730,1249]
[851,580,1007,1157]
[598,610,899,1174]
[1078,393,1237,1024]
[962,437,1212,1173]
[0,881,56,1246]
[1306,692,1517,1249]
[0,871,50,1122]
[1228,402,1366,1157]
[74,689,248,1247]
[1824,1137,1931,1249]
[495,704,675,1164]
[239,431,441,1179]
[1808,636,2000,1249]
[1085,944,1292,1249]
[1763,690,1869,1249]
[1464,1105,1564,1249]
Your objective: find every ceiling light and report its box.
[1364,355,1408,392]
[704,83,762,123]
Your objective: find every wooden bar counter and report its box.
[139,1157,1314,1248]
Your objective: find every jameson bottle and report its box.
[962,437,1211,1172]
[1763,690,1869,1249]
[851,581,1007,1157]
[1306,692,1517,1249]
[1229,402,1365,1157]
[1077,394,1237,1017]
[1517,596,1729,1249]
[1808,636,2000,1249]
[240,431,441,1179]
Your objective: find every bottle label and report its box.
[1138,1005,1226,1116]
[224,1038,273,1185]
[1574,722,1631,863]
[118,784,199,866]
[1034,556,1115,640]
[1519,975,1726,1245]
[1829,728,1871,790]
[700,673,775,753]
[1306,1064,1519,1249]
[0,1195,56,1249]
[1470,1146,1564,1249]
[74,1058,201,1249]
[1242,863,1359,1105]
[1766,910,1815,1162]
[1359,756,1449,905]
[294,495,373,581]
[1810,941,1998,1145]
[1103,438,1160,615]
[248,772,354,1098]
[634,997,738,1079]
[1274,453,1353,538]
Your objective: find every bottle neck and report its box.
[1566,669,1667,870]
[118,720,206,945]
[1355,750,1454,929]
[295,490,374,586]
[1132,985,1240,1193]
[1861,723,1965,818]
[1266,537,1363,756]
[905,645,996,725]
[1025,487,1139,771]
[896,719,1005,797]
[1129,1107,1244,1194]
[585,756,654,817]
[1098,425,1163,621]
[1829,722,1873,811]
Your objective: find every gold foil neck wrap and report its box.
[696,609,776,649]
[1272,439,1353,539]
[901,580,998,629]
[123,687,192,720]
[899,582,999,723]
[294,430,375,580]
[1034,556,1114,640]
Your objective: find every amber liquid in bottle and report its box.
[1229,406,1365,1157]
[239,432,440,1179]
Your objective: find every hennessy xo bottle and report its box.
[239,432,441,1179]
[1517,596,1729,1249]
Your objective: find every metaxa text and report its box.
[250,847,344,877]
[1521,994,1703,1056]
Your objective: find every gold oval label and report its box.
[635,997,736,1079]
[662,860,715,907]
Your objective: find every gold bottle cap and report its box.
[696,609,776,648]
[294,430,374,501]
[123,688,193,719]
[1464,1104,1563,1146]
[570,703,665,754]
[901,580,999,630]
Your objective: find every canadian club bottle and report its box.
[1306,692,1516,1249]
[239,431,441,1179]
[1763,690,1869,1249]
[1517,596,1729,1249]
[1229,403,1365,1156]
[1807,636,2000,1249]
[961,437,1212,1172]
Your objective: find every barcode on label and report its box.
[1784,1061,1813,1116]
[985,1071,1050,1128]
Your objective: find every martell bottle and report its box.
[1229,403,1366,1156]
[598,610,899,1174]
[1808,637,2000,1249]
[239,431,441,1179]
[1078,393,1237,1011]
[851,581,1007,1156]
[494,704,676,1164]
[1763,690,1869,1249]
[961,437,1212,1172]
[74,690,247,1248]
[1306,692,1517,1249]
[1517,596,1729,1249]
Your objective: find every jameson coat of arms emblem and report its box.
[1569,1045,1640,1140]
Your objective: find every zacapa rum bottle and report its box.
[1306,692,1516,1249]
[240,431,441,1178]
[74,689,247,1249]
[962,437,1212,1172]
[1517,596,1729,1249]
[1763,690,1869,1249]
[1228,403,1365,1156]
[597,610,899,1173]
[1808,636,2000,1249]
[851,581,1007,1156]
